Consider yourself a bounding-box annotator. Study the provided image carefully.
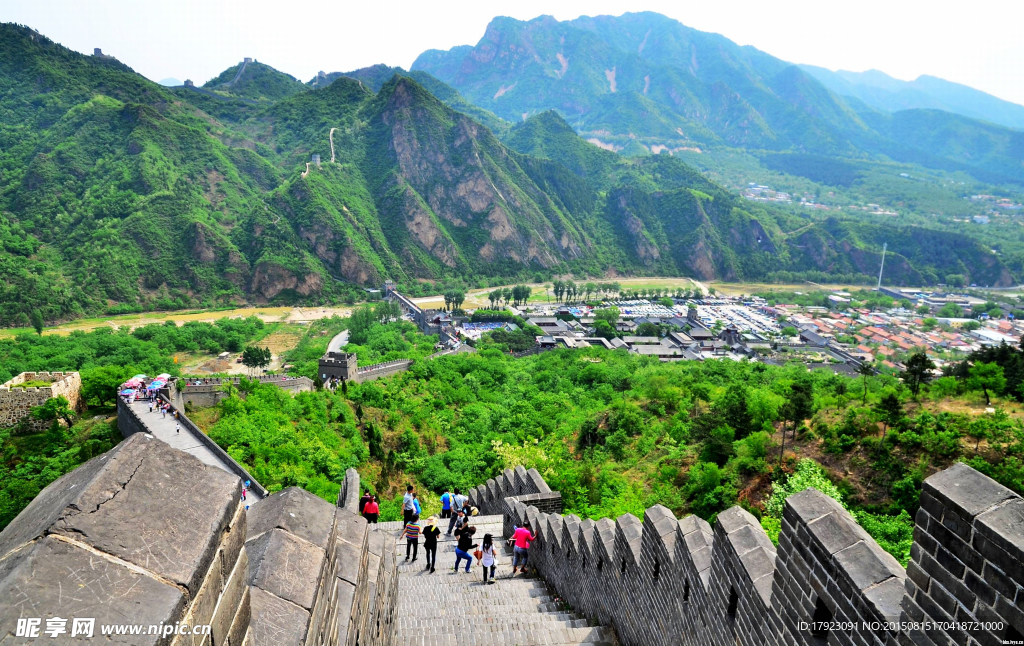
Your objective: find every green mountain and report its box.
[202,59,306,101]
[412,12,1024,185]
[799,66,1024,131]
[0,23,1015,327]
[309,64,510,135]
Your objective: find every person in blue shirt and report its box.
[413,492,422,517]
[440,488,452,519]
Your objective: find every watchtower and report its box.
[318,351,357,382]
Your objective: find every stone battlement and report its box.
[0,371,84,431]
[469,463,1024,645]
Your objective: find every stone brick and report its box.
[0,536,186,645]
[247,528,326,611]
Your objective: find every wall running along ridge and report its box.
[470,462,1024,645]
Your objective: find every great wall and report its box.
[3,288,1024,644]
[0,372,84,432]
[3,402,1024,645]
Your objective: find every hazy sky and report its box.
[2,0,1022,106]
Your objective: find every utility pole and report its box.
[876,242,887,291]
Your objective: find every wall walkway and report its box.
[118,396,266,502]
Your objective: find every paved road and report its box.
[327,329,349,352]
[129,400,263,504]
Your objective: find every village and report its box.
[393,281,1024,375]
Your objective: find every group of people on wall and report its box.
[358,484,537,582]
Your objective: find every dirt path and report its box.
[329,127,337,163]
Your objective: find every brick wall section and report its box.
[0,433,248,646]
[337,467,361,514]
[773,488,905,645]
[245,480,398,646]
[354,360,413,383]
[480,462,1024,646]
[0,437,396,646]
[170,375,313,409]
[674,515,715,646]
[0,371,84,431]
[901,462,1024,645]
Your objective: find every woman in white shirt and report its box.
[480,533,499,584]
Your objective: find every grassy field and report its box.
[0,306,352,339]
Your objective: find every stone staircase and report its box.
[381,515,617,646]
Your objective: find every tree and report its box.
[242,345,271,376]
[778,379,813,467]
[488,290,500,308]
[937,302,965,318]
[873,392,903,443]
[921,318,937,331]
[967,362,1006,406]
[30,310,44,336]
[901,351,936,398]
[898,299,912,310]
[856,362,875,404]
[963,320,981,331]
[916,305,931,315]
[594,307,620,327]
[81,365,130,407]
[32,396,75,428]
[683,461,736,519]
[946,274,967,288]
[659,297,674,308]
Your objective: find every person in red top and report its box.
[362,496,379,524]
[509,521,536,576]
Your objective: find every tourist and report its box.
[402,484,416,530]
[440,488,452,519]
[453,525,477,574]
[359,489,373,514]
[412,492,421,517]
[362,495,379,524]
[480,533,498,584]
[175,422,180,434]
[422,516,441,573]
[446,488,466,535]
[510,522,536,577]
[404,514,421,563]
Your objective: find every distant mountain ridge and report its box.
[0,22,1016,328]
[799,66,1024,131]
[412,12,1024,185]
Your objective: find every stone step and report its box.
[394,626,616,646]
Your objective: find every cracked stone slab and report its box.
[0,433,242,597]
[247,586,309,646]
[0,535,185,645]
[246,487,335,549]
[246,529,326,611]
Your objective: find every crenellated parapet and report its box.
[486,462,1024,645]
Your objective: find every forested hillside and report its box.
[0,23,1017,329]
